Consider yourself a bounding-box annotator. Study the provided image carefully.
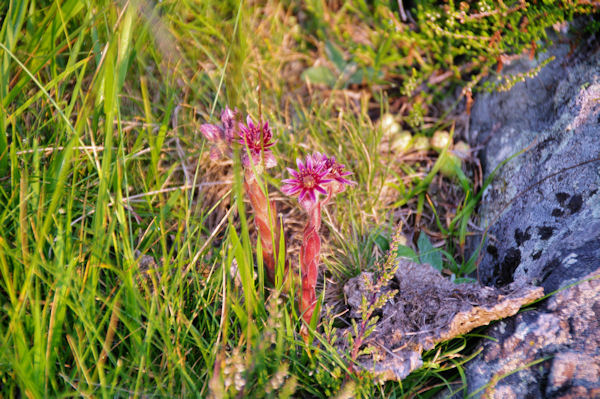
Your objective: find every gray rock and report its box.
[470,41,600,292]
[464,32,600,398]
[463,267,600,398]
[341,260,542,381]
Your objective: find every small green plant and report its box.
[344,230,404,374]
[301,41,383,88]
[297,0,600,131]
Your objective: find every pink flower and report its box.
[238,115,277,169]
[321,154,356,194]
[219,107,238,143]
[282,153,332,208]
[199,106,239,160]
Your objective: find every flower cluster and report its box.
[320,154,355,195]
[201,107,356,337]
[199,106,239,161]
[282,152,355,210]
[200,107,276,170]
[238,115,276,169]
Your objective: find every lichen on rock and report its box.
[462,24,600,398]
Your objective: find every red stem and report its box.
[300,202,322,327]
[244,172,279,283]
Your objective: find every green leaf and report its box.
[301,66,336,87]
[454,277,477,284]
[417,231,443,271]
[396,244,418,262]
[325,41,346,71]
[347,68,364,85]
[373,233,390,253]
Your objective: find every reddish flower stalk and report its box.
[299,201,321,326]
[201,108,281,284]
[238,116,280,283]
[282,153,355,330]
[244,170,280,283]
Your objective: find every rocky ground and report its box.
[343,28,600,398]
[463,30,600,398]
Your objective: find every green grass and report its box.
[1,0,595,397]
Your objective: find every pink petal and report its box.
[200,124,221,141]
[282,185,301,195]
[221,107,236,124]
[241,152,251,168]
[264,151,277,168]
[246,115,254,128]
[298,189,306,201]
[338,177,357,185]
[238,123,248,136]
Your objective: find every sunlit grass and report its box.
[2,0,593,397]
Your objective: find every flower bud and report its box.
[439,152,462,178]
[380,113,400,136]
[412,135,430,151]
[431,130,451,152]
[391,131,412,152]
[453,140,471,159]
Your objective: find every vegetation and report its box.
[1,0,597,397]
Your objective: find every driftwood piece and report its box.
[343,259,544,381]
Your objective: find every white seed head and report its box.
[453,140,471,159]
[380,114,400,136]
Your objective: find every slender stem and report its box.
[300,202,322,327]
[244,171,279,282]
